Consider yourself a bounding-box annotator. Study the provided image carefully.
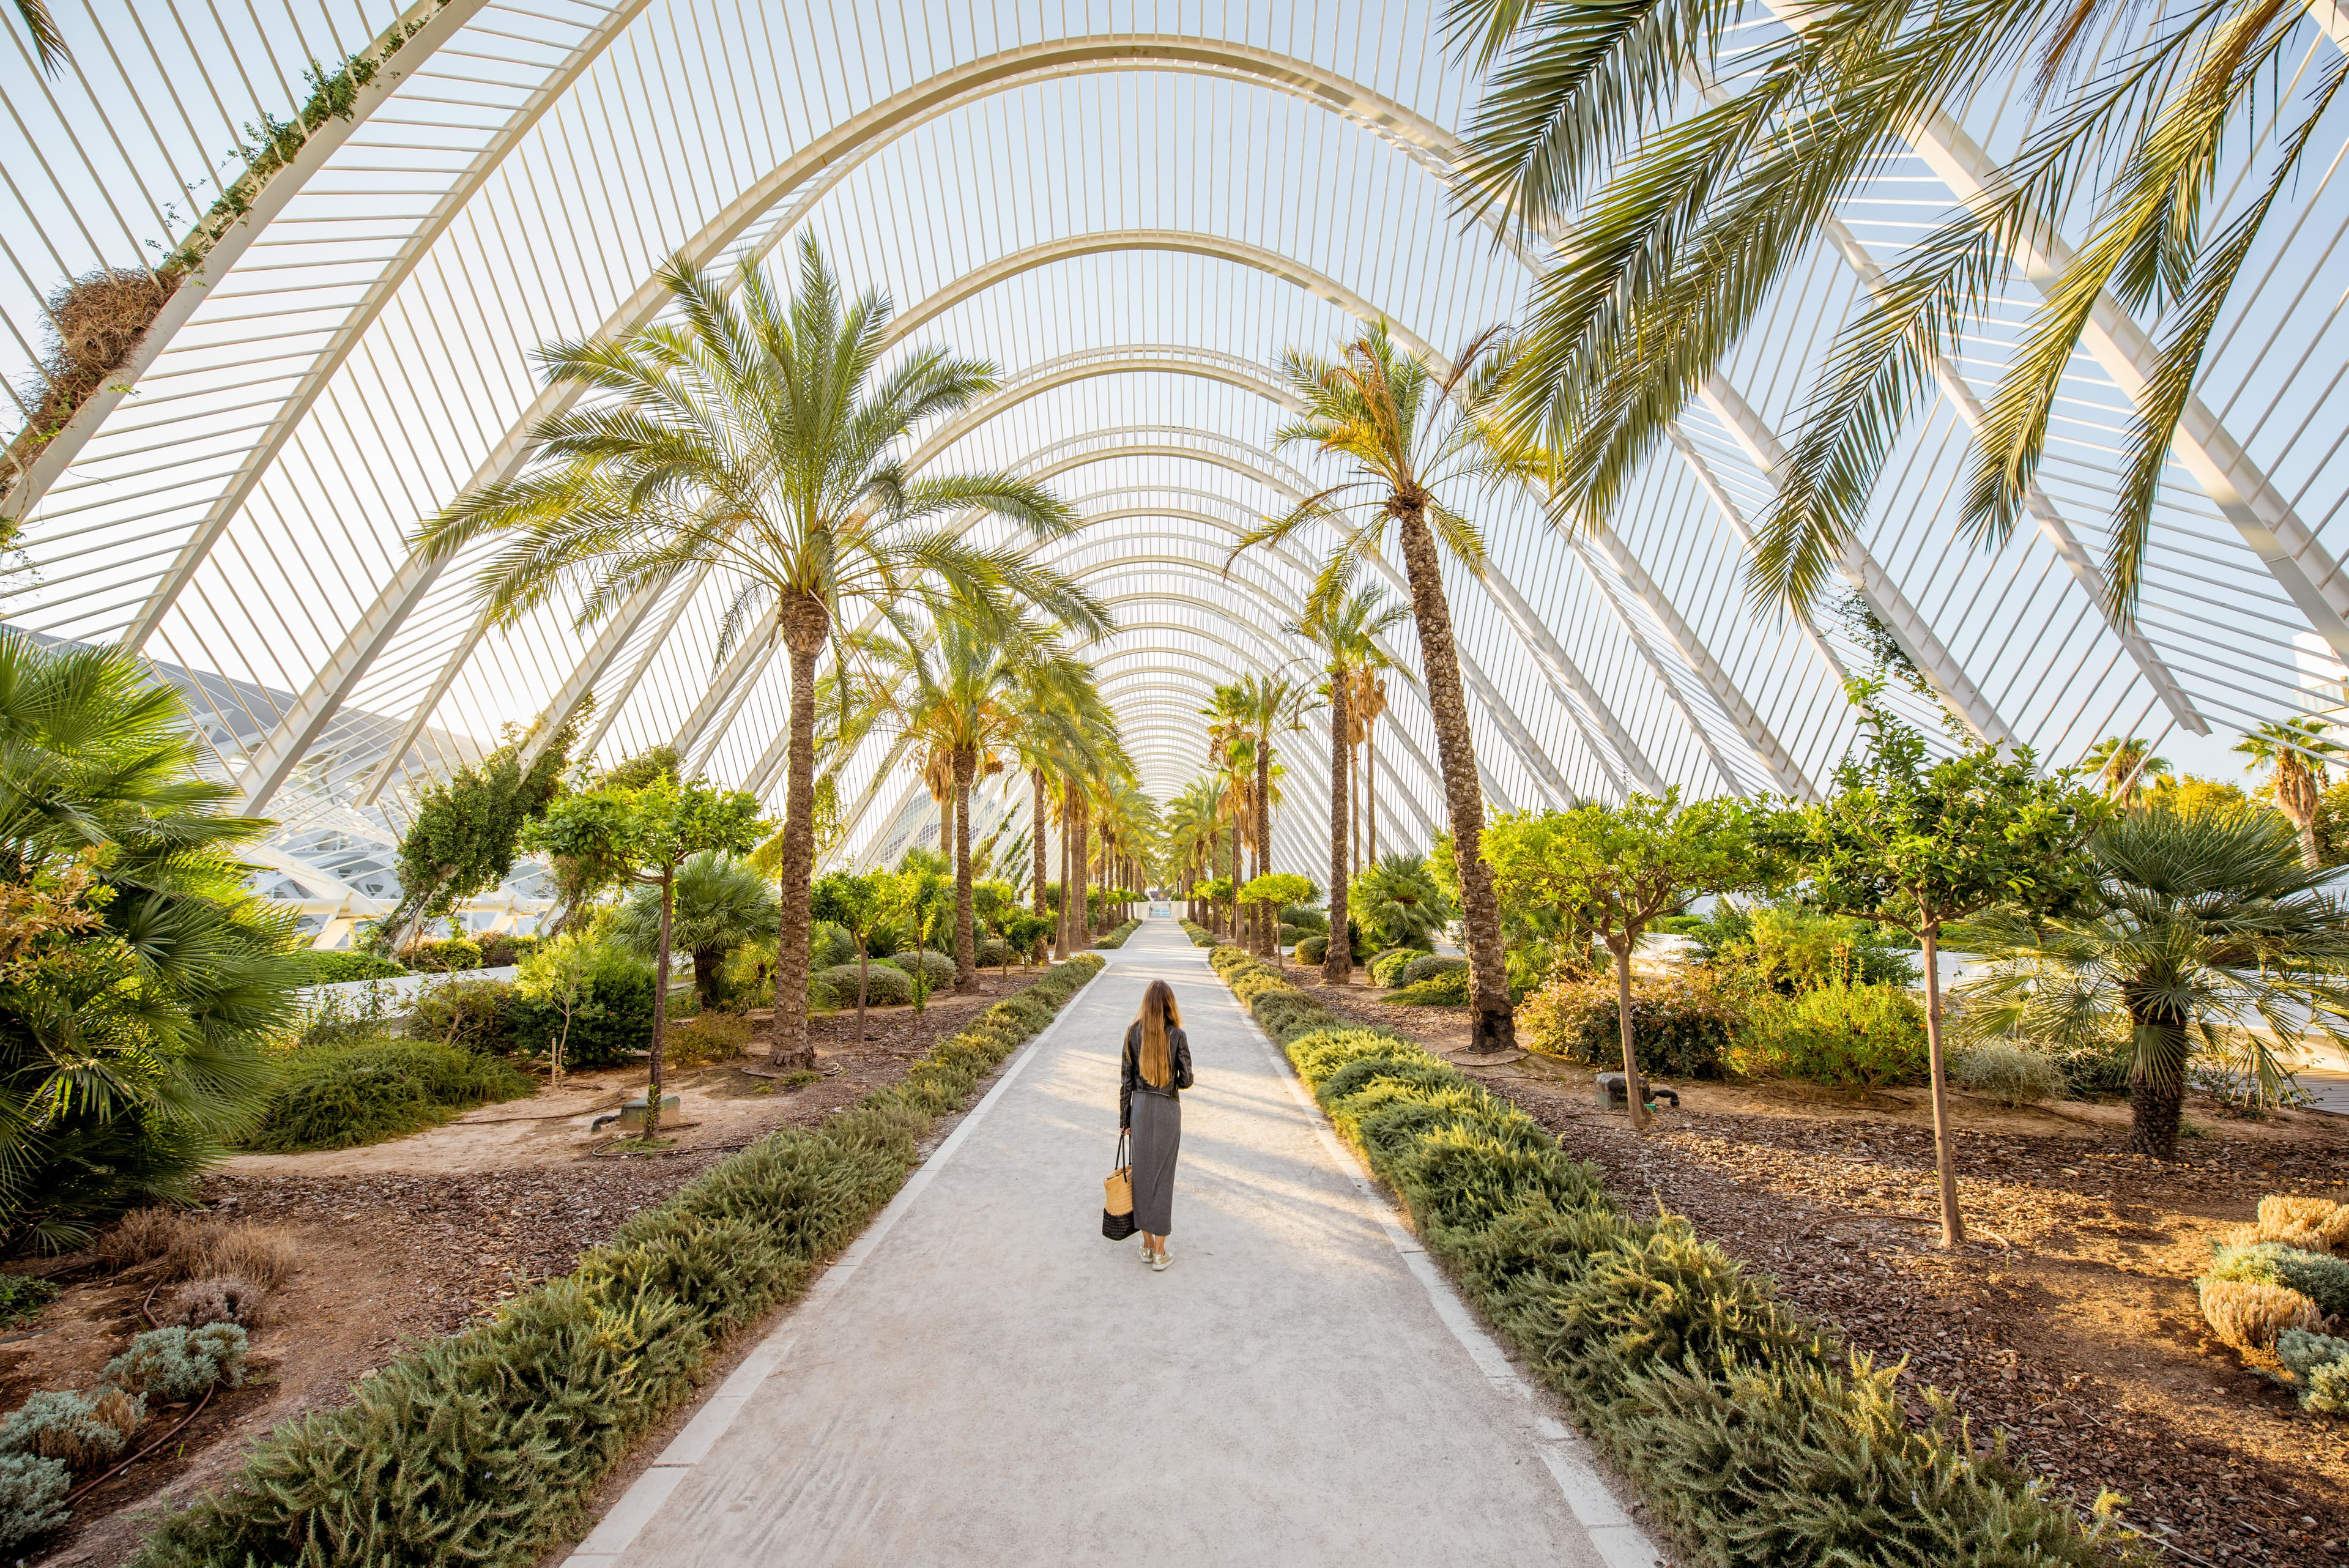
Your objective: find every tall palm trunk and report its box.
[1031,767,1048,915]
[1073,794,1091,945]
[952,746,976,990]
[1326,671,1352,983]
[766,595,824,1071]
[1053,785,1071,960]
[1254,750,1272,956]
[1392,500,1515,1053]
[2276,758,2322,869]
[1365,716,1379,864]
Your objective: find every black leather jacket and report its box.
[1119,1023,1194,1130]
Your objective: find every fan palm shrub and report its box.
[612,852,778,1009]
[1956,801,2349,1158]
[1239,325,1520,1049]
[0,632,307,1247]
[1450,0,2348,627]
[1352,853,1455,953]
[417,238,1102,1071]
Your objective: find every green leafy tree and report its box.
[417,237,1104,1073]
[526,776,763,1134]
[1774,685,2106,1244]
[809,871,883,1041]
[513,931,604,1082]
[382,710,579,952]
[613,852,778,1010]
[1239,873,1316,969]
[0,632,307,1247]
[1484,793,1763,1130]
[1957,802,2349,1158]
[877,864,950,1014]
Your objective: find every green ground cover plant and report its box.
[1206,944,2114,1567]
[1093,918,1141,948]
[305,951,407,983]
[246,1039,535,1154]
[1179,918,1216,947]
[127,955,1103,1568]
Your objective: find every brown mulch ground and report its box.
[1292,970,2349,1567]
[6,966,1056,1567]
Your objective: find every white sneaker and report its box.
[1151,1250,1171,1273]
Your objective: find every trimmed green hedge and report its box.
[1093,918,1141,949]
[304,951,406,983]
[132,956,1105,1568]
[1206,945,2112,1568]
[1178,918,1217,948]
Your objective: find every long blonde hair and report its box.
[1135,979,1181,1088]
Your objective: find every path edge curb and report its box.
[1208,956,1668,1568]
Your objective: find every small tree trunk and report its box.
[1053,790,1071,960]
[1921,921,1965,1247]
[766,597,824,1072]
[1393,503,1514,1052]
[953,747,977,990]
[647,866,674,1137]
[855,937,870,1044]
[1031,767,1049,915]
[1326,672,1352,985]
[693,945,724,1010]
[1613,938,1646,1131]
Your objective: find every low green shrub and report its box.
[976,936,1012,968]
[248,1039,535,1153]
[1518,972,1742,1079]
[0,1451,69,1550]
[1205,945,2108,1565]
[475,932,538,969]
[508,943,655,1068]
[815,962,911,1008]
[306,951,406,983]
[1294,932,1329,965]
[1397,953,1466,989]
[1367,946,1430,987]
[0,1388,143,1469]
[664,1012,751,1068]
[1179,918,1217,948]
[123,955,1104,1568]
[407,937,484,973]
[2206,1242,2349,1320]
[103,1323,248,1402]
[0,1276,56,1330]
[2279,1329,2349,1416]
[1689,902,1918,990]
[1387,968,1470,1006]
[899,949,957,990]
[1951,1042,2065,1105]
[810,921,858,970]
[1731,984,1928,1088]
[406,978,516,1054]
[1093,919,1141,949]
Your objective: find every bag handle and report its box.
[1115,1129,1129,1169]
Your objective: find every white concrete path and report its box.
[566,918,1660,1568]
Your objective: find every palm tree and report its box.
[0,632,305,1246]
[9,1,65,72]
[1353,852,1455,953]
[1301,584,1410,981]
[1009,656,1110,920]
[417,238,1103,1069]
[2235,716,2343,869]
[1450,0,2345,626]
[1238,671,1315,956]
[2082,735,2174,804]
[1957,802,2349,1159]
[1163,779,1220,923]
[613,851,779,1009]
[1239,324,1518,1050]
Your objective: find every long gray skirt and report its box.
[1129,1090,1181,1235]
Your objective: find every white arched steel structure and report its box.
[6,2,2347,929]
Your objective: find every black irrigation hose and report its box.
[66,1384,214,1505]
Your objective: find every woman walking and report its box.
[1119,979,1193,1271]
